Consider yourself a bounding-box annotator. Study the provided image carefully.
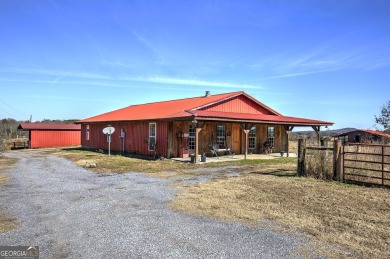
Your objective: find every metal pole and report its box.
[108,130,111,157]
[108,134,111,156]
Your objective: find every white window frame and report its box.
[216,125,226,146]
[188,125,196,150]
[86,125,90,141]
[268,126,275,147]
[149,123,156,151]
[249,126,256,150]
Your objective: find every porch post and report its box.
[312,126,321,146]
[284,126,294,157]
[195,127,202,164]
[243,129,250,160]
[240,123,254,160]
[192,120,206,164]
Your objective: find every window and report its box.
[216,125,226,146]
[355,135,361,143]
[267,126,274,147]
[249,126,256,150]
[86,125,90,141]
[149,123,156,151]
[188,125,196,150]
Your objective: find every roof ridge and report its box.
[124,91,243,108]
[189,91,243,110]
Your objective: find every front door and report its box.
[232,125,241,154]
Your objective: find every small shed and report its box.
[335,129,390,144]
[17,123,81,148]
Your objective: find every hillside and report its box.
[291,128,356,139]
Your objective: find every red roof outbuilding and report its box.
[18,123,81,149]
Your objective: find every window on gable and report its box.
[149,123,156,151]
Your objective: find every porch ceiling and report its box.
[190,111,333,127]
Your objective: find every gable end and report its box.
[198,95,276,115]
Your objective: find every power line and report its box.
[0,98,28,118]
[0,105,15,117]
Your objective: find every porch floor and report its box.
[171,153,297,163]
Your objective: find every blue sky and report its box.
[0,0,389,130]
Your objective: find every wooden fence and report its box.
[297,139,390,187]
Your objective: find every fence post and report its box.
[333,140,342,181]
[382,145,384,186]
[297,138,306,176]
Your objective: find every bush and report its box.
[305,149,333,180]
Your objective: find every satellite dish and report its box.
[102,126,115,134]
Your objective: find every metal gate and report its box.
[343,143,390,187]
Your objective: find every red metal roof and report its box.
[78,91,333,126]
[18,123,81,131]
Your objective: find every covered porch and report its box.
[168,117,331,163]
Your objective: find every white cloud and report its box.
[0,68,262,90]
[125,76,260,89]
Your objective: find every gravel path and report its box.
[1,150,305,258]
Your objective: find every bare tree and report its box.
[375,100,390,133]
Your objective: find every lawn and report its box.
[169,172,390,258]
[54,148,296,177]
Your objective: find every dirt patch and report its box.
[169,174,390,258]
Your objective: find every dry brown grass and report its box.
[54,149,297,177]
[170,174,390,258]
[55,149,202,176]
[0,156,19,232]
[0,156,18,182]
[0,212,18,232]
[305,149,334,180]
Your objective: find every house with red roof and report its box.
[335,129,390,144]
[18,123,81,148]
[77,91,333,161]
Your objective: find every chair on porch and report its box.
[262,141,273,154]
[210,144,233,158]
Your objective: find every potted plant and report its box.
[190,153,195,163]
[201,152,206,162]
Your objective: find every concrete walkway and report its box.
[172,153,297,163]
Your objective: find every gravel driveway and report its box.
[1,150,304,258]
